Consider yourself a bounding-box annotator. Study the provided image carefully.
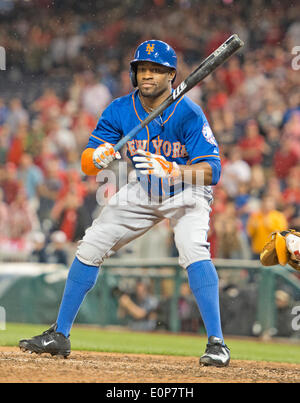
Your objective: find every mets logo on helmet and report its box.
[146,43,155,55]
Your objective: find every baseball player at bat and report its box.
[19,40,230,367]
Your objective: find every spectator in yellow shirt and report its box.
[247,195,288,258]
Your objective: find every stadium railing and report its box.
[0,258,299,335]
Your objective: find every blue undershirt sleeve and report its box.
[205,158,221,186]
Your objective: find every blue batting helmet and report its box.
[130,40,177,87]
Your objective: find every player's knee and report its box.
[174,231,211,267]
[76,241,103,267]
[174,230,205,252]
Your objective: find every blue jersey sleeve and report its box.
[183,109,220,164]
[86,101,123,149]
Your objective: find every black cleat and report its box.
[19,324,71,358]
[200,336,230,367]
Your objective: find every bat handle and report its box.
[114,123,143,152]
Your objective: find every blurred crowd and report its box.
[0,0,299,265]
[113,275,298,339]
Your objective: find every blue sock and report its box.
[187,260,223,342]
[56,257,99,337]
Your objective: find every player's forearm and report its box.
[178,162,213,186]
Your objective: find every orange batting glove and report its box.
[133,149,180,179]
[93,142,121,169]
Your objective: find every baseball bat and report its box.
[114,34,244,152]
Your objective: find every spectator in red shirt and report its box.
[273,139,299,180]
[282,168,300,204]
[0,162,21,205]
[223,56,245,95]
[71,109,97,150]
[51,190,91,242]
[31,88,61,123]
[238,119,266,166]
[206,77,229,113]
[33,137,58,174]
[6,124,29,166]
[282,111,300,159]
[57,169,86,202]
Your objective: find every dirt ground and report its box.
[0,347,299,383]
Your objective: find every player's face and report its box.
[136,62,175,98]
